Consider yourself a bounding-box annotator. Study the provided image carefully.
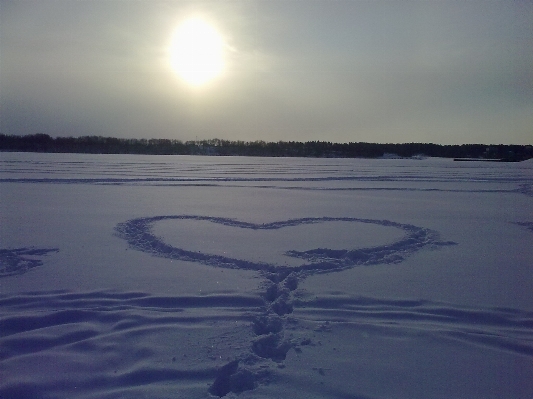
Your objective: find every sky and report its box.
[1,0,532,145]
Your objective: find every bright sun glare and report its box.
[170,18,225,86]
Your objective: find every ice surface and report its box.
[1,153,532,398]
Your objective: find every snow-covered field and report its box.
[1,152,532,399]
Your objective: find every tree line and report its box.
[1,133,531,161]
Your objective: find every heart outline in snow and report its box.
[115,215,456,275]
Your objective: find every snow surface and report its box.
[1,152,532,399]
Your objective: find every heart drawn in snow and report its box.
[115,216,455,276]
[115,215,456,395]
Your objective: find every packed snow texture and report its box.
[1,153,532,399]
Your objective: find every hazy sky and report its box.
[1,0,532,144]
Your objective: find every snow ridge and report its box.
[1,290,532,398]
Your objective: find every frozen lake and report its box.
[1,152,532,398]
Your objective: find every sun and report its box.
[169,17,225,86]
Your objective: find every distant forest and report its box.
[1,133,532,161]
